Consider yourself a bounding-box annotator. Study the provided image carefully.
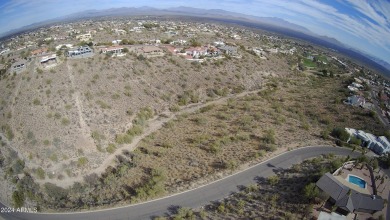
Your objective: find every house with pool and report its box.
[316,161,385,217]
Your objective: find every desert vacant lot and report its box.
[15,70,383,211]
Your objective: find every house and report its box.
[0,48,10,55]
[213,41,225,47]
[11,60,26,71]
[113,29,127,35]
[139,46,163,56]
[185,47,208,58]
[76,33,92,41]
[100,46,125,56]
[316,173,384,215]
[31,48,48,56]
[40,54,56,64]
[344,95,365,107]
[66,46,93,57]
[268,48,279,54]
[112,40,122,45]
[218,45,238,56]
[170,40,187,46]
[148,39,161,45]
[345,128,390,155]
[231,34,241,40]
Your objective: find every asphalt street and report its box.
[0,146,371,220]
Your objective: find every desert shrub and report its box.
[96,100,111,109]
[111,93,120,100]
[209,143,221,154]
[193,117,207,125]
[65,104,72,110]
[49,154,58,162]
[264,144,277,152]
[91,131,105,142]
[263,129,276,144]
[303,182,319,202]
[106,143,116,154]
[36,167,45,179]
[320,129,329,139]
[36,68,43,74]
[169,104,180,112]
[61,118,70,126]
[12,191,25,208]
[133,107,154,126]
[216,112,230,120]
[224,160,238,170]
[12,159,25,174]
[161,142,172,148]
[268,175,280,186]
[33,98,41,105]
[134,168,166,201]
[175,207,195,219]
[77,157,88,167]
[44,183,68,201]
[54,112,61,119]
[1,124,14,140]
[127,125,143,136]
[163,121,174,128]
[115,133,133,144]
[43,139,50,146]
[200,104,215,113]
[234,132,250,141]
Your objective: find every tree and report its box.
[56,50,62,57]
[331,128,350,142]
[372,159,379,170]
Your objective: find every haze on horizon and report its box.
[0,0,389,64]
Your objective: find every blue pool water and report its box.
[348,175,366,188]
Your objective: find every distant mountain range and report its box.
[1,6,389,74]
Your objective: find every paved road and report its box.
[0,146,366,220]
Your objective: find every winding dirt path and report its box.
[42,88,262,187]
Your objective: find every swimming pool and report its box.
[348,175,366,189]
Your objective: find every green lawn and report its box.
[303,58,316,68]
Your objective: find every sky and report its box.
[0,0,389,63]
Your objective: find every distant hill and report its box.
[1,6,389,74]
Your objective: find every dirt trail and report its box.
[66,62,95,148]
[42,89,261,188]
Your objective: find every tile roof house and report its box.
[316,173,384,216]
[31,48,48,56]
[185,47,208,58]
[139,46,163,56]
